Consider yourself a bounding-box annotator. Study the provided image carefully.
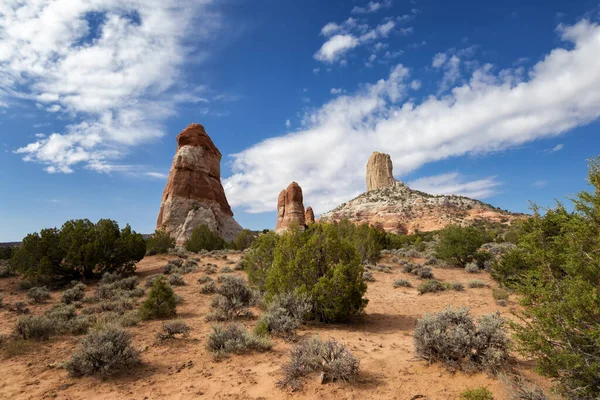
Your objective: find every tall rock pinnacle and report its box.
[275,182,306,233]
[156,123,242,246]
[366,151,396,191]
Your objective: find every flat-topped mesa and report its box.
[156,123,242,246]
[275,182,306,233]
[305,206,315,225]
[366,151,397,191]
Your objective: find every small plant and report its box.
[14,315,54,340]
[402,263,415,273]
[465,263,480,273]
[200,281,217,294]
[139,276,177,320]
[278,337,360,390]
[12,301,30,314]
[66,327,140,377]
[413,308,509,373]
[257,292,312,338]
[417,279,446,294]
[27,286,51,304]
[145,274,161,288]
[393,279,412,288]
[500,374,548,400]
[169,273,185,286]
[413,266,434,279]
[448,282,465,291]
[496,299,508,307]
[157,320,190,340]
[459,386,494,400]
[197,275,213,284]
[362,271,375,282]
[207,275,254,320]
[220,266,233,273]
[468,280,487,288]
[146,229,175,255]
[206,323,272,359]
[61,282,86,304]
[492,288,509,301]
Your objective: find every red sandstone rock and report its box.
[156,123,242,245]
[305,206,315,225]
[366,152,396,191]
[275,182,306,233]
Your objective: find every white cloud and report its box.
[34,133,46,138]
[315,18,401,64]
[408,173,500,199]
[351,1,392,14]
[432,53,448,68]
[3,0,221,173]
[285,119,291,128]
[533,180,548,188]
[146,172,168,179]
[410,80,421,90]
[224,20,600,215]
[385,50,404,59]
[550,143,564,152]
[330,88,344,95]
[314,34,359,63]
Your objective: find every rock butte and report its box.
[275,182,306,233]
[320,151,523,234]
[156,123,242,246]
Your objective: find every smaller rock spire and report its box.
[366,151,396,191]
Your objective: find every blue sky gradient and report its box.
[1,0,599,241]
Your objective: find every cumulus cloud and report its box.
[3,0,220,173]
[315,16,403,64]
[408,173,500,199]
[224,20,600,215]
[352,1,392,14]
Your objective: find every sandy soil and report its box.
[0,254,554,400]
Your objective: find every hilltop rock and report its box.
[320,152,523,234]
[305,207,315,225]
[366,152,396,191]
[156,123,242,246]
[276,182,306,233]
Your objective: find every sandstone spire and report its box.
[366,151,396,191]
[156,123,242,246]
[305,206,315,225]
[275,182,306,233]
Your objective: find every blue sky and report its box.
[1,0,600,241]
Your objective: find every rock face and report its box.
[156,123,242,246]
[275,182,306,233]
[366,152,396,191]
[320,152,524,234]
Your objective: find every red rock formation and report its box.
[156,123,242,245]
[366,152,396,191]
[305,206,315,225]
[275,182,306,233]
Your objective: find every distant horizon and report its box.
[1,0,600,241]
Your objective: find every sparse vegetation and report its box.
[208,275,254,320]
[459,386,494,400]
[146,229,175,255]
[27,286,51,303]
[206,323,272,359]
[66,327,140,377]
[139,276,177,320]
[393,279,412,288]
[61,282,86,304]
[200,281,217,294]
[185,224,226,252]
[157,320,190,340]
[417,279,446,294]
[414,308,509,373]
[465,263,479,273]
[468,280,487,288]
[14,315,54,340]
[232,229,257,251]
[256,292,312,337]
[362,271,375,282]
[492,288,509,301]
[278,337,360,390]
[168,273,185,286]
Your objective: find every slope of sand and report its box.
[0,253,553,399]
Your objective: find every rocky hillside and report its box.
[319,153,524,234]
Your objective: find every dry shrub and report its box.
[14,315,54,340]
[393,279,412,288]
[206,323,271,360]
[27,286,51,303]
[258,292,312,338]
[362,271,375,282]
[169,273,185,286]
[61,282,86,304]
[157,320,190,341]
[207,275,253,320]
[278,337,359,391]
[414,307,509,373]
[66,327,140,377]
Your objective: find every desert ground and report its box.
[0,252,553,400]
